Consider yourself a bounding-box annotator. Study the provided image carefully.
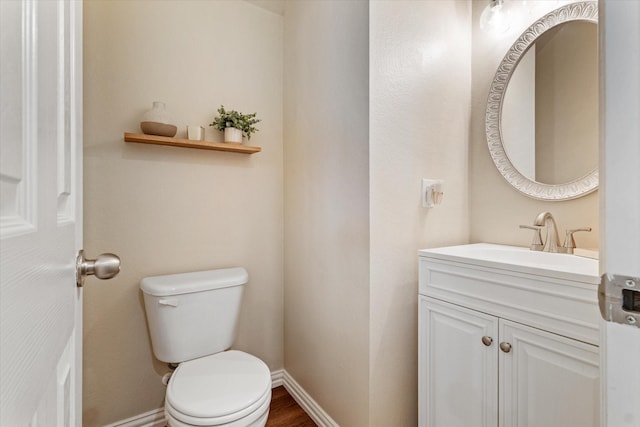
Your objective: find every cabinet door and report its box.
[499,319,599,427]
[419,297,499,427]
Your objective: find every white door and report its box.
[419,296,498,427]
[601,0,640,426]
[499,319,600,427]
[1,0,83,425]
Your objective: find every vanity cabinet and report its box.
[419,297,498,427]
[418,244,601,427]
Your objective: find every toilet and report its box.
[140,267,271,427]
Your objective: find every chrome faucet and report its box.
[533,211,561,253]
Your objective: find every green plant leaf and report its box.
[208,105,261,139]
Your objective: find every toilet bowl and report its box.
[164,351,271,427]
[140,268,271,427]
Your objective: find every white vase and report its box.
[140,101,177,137]
[224,127,243,143]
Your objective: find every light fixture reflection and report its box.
[480,0,511,34]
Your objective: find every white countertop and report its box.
[419,243,599,284]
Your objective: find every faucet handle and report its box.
[562,227,592,254]
[520,225,544,251]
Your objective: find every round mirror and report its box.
[486,2,598,200]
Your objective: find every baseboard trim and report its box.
[271,368,284,387]
[103,407,165,427]
[105,369,336,427]
[281,371,339,427]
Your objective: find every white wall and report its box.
[83,1,283,425]
[502,49,536,179]
[369,1,471,424]
[283,1,371,426]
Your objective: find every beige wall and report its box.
[469,0,599,250]
[283,1,371,426]
[369,1,471,425]
[283,2,472,425]
[82,1,283,425]
[535,22,598,184]
[82,0,602,425]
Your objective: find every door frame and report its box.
[72,0,84,424]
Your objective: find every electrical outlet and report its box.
[422,179,444,208]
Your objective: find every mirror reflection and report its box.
[502,21,598,185]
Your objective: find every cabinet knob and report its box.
[481,336,493,346]
[499,342,512,353]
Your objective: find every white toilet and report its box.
[140,267,271,427]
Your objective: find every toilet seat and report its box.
[165,392,270,427]
[166,350,271,426]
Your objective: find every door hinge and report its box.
[599,273,640,328]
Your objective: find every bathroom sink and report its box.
[419,243,599,284]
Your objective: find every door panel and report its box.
[601,0,640,425]
[0,0,36,236]
[0,0,82,425]
[419,297,499,427]
[500,319,599,427]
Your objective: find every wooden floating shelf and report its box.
[124,132,261,154]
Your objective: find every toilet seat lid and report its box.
[166,350,271,422]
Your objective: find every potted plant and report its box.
[209,105,261,143]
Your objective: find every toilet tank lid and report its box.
[140,267,248,297]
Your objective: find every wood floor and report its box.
[266,386,317,426]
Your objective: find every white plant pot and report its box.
[224,127,243,143]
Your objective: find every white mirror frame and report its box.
[486,1,598,201]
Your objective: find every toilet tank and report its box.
[140,267,248,363]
